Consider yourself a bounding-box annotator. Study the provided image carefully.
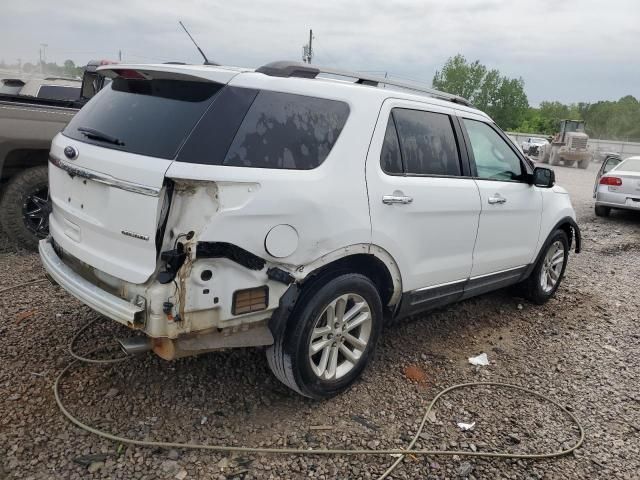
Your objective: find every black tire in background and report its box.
[0,166,50,251]
[266,273,383,399]
[594,205,611,217]
[519,229,569,305]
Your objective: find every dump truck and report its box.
[538,119,591,169]
[0,60,110,249]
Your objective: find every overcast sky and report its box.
[2,0,638,105]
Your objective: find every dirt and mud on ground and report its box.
[1,162,639,479]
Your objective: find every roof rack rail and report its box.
[255,61,473,108]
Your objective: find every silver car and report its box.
[594,155,640,216]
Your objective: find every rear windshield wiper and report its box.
[77,127,125,146]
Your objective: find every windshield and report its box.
[64,77,223,159]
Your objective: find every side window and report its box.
[380,116,403,174]
[392,108,461,176]
[463,119,523,181]
[224,91,349,170]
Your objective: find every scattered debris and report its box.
[72,454,109,467]
[458,461,474,477]
[350,414,379,431]
[468,353,490,366]
[16,310,37,323]
[457,422,476,431]
[87,461,104,473]
[105,387,119,398]
[200,416,208,425]
[507,433,521,444]
[403,364,427,383]
[175,468,188,480]
[309,425,333,431]
[426,410,437,423]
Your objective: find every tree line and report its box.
[432,54,640,142]
[0,59,84,79]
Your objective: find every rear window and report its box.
[38,85,80,101]
[619,157,640,172]
[64,78,223,159]
[223,91,349,170]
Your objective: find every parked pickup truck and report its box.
[0,61,109,249]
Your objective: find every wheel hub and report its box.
[308,293,372,381]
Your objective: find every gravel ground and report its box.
[1,161,639,479]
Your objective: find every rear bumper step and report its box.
[39,238,144,325]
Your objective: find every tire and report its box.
[519,230,569,305]
[0,166,50,251]
[595,205,611,217]
[565,160,576,167]
[266,273,383,399]
[578,159,590,169]
[549,149,560,166]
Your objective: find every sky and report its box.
[1,0,638,105]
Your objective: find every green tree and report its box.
[432,54,529,130]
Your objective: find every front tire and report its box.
[578,159,590,169]
[0,166,50,251]
[520,230,569,305]
[266,273,383,399]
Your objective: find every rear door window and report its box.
[391,108,462,176]
[222,91,349,170]
[64,78,223,159]
[380,116,403,174]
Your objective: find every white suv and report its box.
[40,61,581,398]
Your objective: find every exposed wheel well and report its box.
[557,222,574,251]
[1,149,49,183]
[300,254,396,308]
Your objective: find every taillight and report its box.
[600,176,622,186]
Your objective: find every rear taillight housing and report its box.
[600,176,622,186]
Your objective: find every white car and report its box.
[594,155,640,216]
[521,136,549,155]
[39,61,581,398]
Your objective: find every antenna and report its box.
[179,21,219,66]
[302,29,314,63]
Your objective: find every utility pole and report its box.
[118,50,122,61]
[302,29,314,63]
[40,43,48,74]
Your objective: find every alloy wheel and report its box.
[308,293,372,381]
[540,240,565,293]
[22,186,51,238]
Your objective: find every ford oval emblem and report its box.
[64,146,78,160]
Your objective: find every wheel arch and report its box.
[0,147,49,183]
[292,244,403,308]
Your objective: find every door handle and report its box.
[488,194,507,205]
[382,195,413,205]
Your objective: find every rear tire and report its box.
[0,166,50,251]
[565,160,576,167]
[595,205,611,217]
[519,230,569,305]
[266,273,383,399]
[578,159,590,169]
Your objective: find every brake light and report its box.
[112,69,146,79]
[600,176,622,186]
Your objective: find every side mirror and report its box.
[532,167,555,188]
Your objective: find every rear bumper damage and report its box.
[39,237,144,326]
